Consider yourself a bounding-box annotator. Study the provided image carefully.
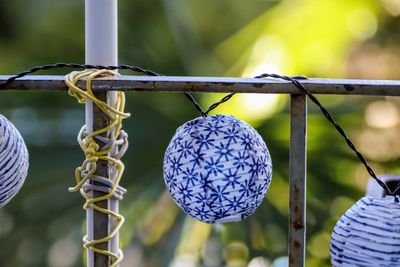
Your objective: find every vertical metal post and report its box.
[85,0,119,266]
[288,94,307,267]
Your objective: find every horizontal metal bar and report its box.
[1,75,400,95]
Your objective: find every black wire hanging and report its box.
[0,63,393,196]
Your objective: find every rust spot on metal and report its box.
[139,80,151,84]
[289,255,294,265]
[291,184,304,230]
[213,82,235,87]
[344,84,354,91]
[253,83,265,88]
[293,221,304,230]
[288,240,302,265]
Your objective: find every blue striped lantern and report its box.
[0,115,29,208]
[331,196,400,266]
[163,114,272,224]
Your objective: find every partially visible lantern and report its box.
[331,196,400,266]
[366,174,400,197]
[163,114,272,223]
[0,115,29,208]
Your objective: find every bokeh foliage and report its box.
[1,0,400,266]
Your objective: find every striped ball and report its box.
[331,196,400,266]
[0,115,29,208]
[163,114,272,224]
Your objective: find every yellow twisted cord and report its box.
[65,69,130,266]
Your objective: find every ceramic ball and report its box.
[331,196,400,266]
[0,114,29,208]
[163,114,272,223]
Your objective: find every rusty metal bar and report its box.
[91,91,111,266]
[289,94,307,267]
[1,75,400,95]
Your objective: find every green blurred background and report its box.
[1,0,400,266]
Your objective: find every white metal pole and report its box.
[85,0,119,266]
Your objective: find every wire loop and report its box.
[65,69,130,266]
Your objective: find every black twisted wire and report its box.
[203,75,308,114]
[0,63,392,195]
[204,93,236,115]
[253,73,392,196]
[200,73,391,195]
[0,63,207,117]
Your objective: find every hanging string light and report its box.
[3,63,400,263]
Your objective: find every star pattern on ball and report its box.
[163,114,272,223]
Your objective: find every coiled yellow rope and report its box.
[65,69,130,266]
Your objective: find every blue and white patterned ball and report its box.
[0,115,29,208]
[163,114,272,223]
[331,196,400,266]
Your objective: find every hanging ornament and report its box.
[163,114,272,223]
[330,196,400,266]
[0,114,29,208]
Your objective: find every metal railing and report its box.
[1,75,398,267]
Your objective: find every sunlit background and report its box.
[1,0,400,266]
